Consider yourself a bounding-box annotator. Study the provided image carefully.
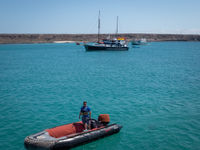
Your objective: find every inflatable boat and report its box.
[24,114,122,150]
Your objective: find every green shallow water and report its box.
[0,42,200,150]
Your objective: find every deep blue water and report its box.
[0,42,200,150]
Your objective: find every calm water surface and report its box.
[0,42,200,150]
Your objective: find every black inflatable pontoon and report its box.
[24,115,122,150]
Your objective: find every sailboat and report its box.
[84,11,129,51]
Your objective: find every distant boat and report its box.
[84,38,129,51]
[84,11,129,51]
[131,38,147,45]
[76,42,80,45]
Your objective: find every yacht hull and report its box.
[84,44,128,51]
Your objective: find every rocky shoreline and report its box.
[0,33,200,44]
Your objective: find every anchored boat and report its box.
[84,11,129,51]
[131,38,147,45]
[84,38,129,51]
[24,114,122,150]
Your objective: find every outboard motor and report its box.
[89,119,98,129]
[98,114,110,126]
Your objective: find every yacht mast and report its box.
[116,16,119,37]
[98,10,100,43]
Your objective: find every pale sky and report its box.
[0,0,200,34]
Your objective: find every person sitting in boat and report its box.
[79,101,91,130]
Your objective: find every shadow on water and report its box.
[132,45,140,48]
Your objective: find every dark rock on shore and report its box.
[0,33,200,44]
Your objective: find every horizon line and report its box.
[0,33,200,36]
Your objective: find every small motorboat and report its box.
[131,38,147,45]
[24,114,122,150]
[76,42,80,45]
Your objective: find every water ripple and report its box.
[0,42,200,150]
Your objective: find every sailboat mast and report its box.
[116,16,118,37]
[98,10,100,43]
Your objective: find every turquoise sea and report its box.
[0,42,200,150]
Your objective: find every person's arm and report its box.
[79,111,82,119]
